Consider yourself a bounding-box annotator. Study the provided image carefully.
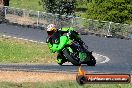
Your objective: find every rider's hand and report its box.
[49,49,55,53]
[51,49,56,53]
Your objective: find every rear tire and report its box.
[63,48,80,66]
[87,54,96,66]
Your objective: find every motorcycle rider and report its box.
[46,24,86,65]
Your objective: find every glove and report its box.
[51,50,56,53]
[51,47,57,53]
[48,43,52,48]
[49,48,55,53]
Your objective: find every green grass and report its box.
[10,0,44,11]
[0,81,131,88]
[0,36,56,63]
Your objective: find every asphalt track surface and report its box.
[0,23,132,74]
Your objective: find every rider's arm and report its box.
[47,42,52,49]
[51,36,68,52]
[46,36,53,52]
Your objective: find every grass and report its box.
[0,36,56,63]
[9,0,44,11]
[0,81,131,88]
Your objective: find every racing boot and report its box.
[56,54,67,65]
[56,58,63,65]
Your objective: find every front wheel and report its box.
[56,53,67,65]
[63,48,80,66]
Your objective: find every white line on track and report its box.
[94,53,110,64]
[1,34,46,44]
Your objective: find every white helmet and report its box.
[47,24,56,31]
[46,24,57,36]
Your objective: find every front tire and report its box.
[63,48,80,66]
[56,54,67,65]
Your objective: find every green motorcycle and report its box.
[47,28,96,66]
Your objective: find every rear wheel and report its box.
[63,48,80,66]
[87,54,96,66]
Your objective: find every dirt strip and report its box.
[0,71,76,83]
[0,71,131,83]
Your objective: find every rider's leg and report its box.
[56,54,62,64]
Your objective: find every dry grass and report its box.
[5,14,49,26]
[0,71,76,83]
[0,70,131,84]
[6,15,36,25]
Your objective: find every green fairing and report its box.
[79,52,87,62]
[51,36,72,52]
[62,27,81,40]
[68,47,73,53]
[61,27,74,31]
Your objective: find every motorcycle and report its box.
[47,30,96,66]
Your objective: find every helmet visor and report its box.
[47,31,54,36]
